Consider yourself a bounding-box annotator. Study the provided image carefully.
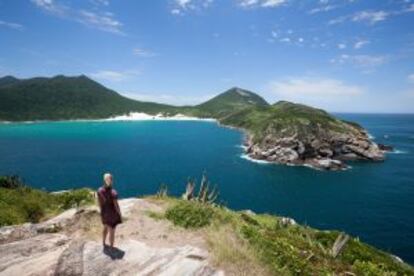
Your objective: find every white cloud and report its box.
[337,43,347,49]
[90,70,140,82]
[171,0,213,15]
[78,10,123,34]
[267,77,364,110]
[90,0,110,6]
[176,0,192,9]
[406,4,414,12]
[0,20,24,31]
[31,0,123,34]
[279,37,291,43]
[261,0,286,7]
[132,48,157,58]
[329,10,388,25]
[354,40,370,49]
[309,5,336,14]
[330,54,387,70]
[171,8,182,15]
[238,0,286,8]
[352,10,388,24]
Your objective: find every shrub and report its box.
[165,200,214,229]
[22,198,45,223]
[0,175,24,189]
[56,188,94,209]
[352,260,397,276]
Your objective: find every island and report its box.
[0,75,390,170]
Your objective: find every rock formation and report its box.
[0,199,223,276]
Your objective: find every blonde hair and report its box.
[103,173,113,188]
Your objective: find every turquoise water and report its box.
[0,115,413,263]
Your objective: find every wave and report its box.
[389,149,409,154]
[240,154,271,165]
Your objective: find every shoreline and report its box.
[0,112,217,124]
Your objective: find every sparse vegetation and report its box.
[165,200,214,228]
[0,175,94,226]
[156,196,414,275]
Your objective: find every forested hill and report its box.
[0,75,175,121]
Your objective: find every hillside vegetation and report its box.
[0,177,412,275]
[150,196,413,275]
[0,75,176,121]
[0,175,94,226]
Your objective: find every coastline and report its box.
[0,112,217,124]
[0,113,393,171]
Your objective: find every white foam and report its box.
[389,149,409,154]
[240,154,271,164]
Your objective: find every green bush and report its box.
[56,188,94,209]
[0,176,94,226]
[165,200,214,229]
[0,175,24,189]
[22,198,45,223]
[352,260,397,276]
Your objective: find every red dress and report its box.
[97,187,122,228]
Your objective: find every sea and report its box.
[0,114,413,263]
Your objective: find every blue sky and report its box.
[1,0,414,112]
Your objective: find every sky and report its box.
[0,0,414,113]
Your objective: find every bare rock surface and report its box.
[0,198,224,276]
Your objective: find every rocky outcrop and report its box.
[244,124,389,170]
[0,199,224,276]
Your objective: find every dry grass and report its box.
[205,225,271,276]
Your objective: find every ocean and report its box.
[0,114,413,263]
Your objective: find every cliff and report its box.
[0,194,412,275]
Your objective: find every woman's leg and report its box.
[102,225,108,246]
[108,226,115,248]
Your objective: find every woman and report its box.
[97,173,122,249]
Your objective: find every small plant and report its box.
[182,173,219,204]
[352,260,397,276]
[55,188,94,209]
[0,175,24,189]
[156,184,168,198]
[165,200,214,228]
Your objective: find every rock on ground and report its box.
[0,198,224,276]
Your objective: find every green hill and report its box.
[195,87,269,118]
[0,75,176,121]
[0,76,20,88]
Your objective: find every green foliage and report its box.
[195,87,269,118]
[165,200,214,228]
[157,197,413,275]
[0,176,94,226]
[0,175,24,189]
[352,260,397,276]
[55,188,94,209]
[0,75,178,121]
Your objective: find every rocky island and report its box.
[0,75,391,170]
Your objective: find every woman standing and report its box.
[97,173,122,249]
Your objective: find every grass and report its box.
[153,197,414,276]
[0,175,94,226]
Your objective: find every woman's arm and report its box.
[114,199,122,222]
